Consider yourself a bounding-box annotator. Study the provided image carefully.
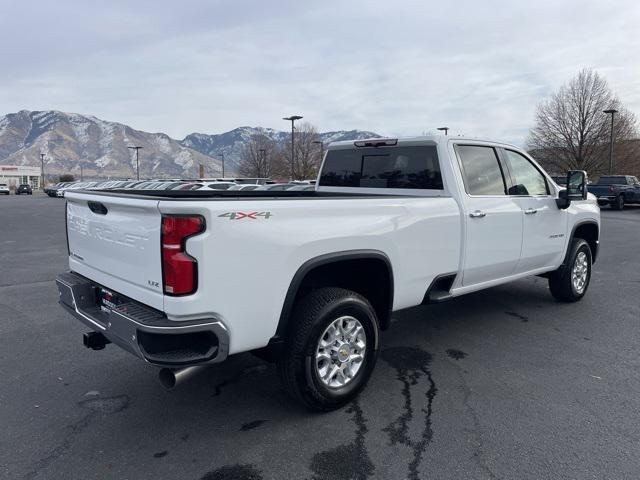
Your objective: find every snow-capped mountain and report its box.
[0,110,220,178]
[0,110,381,178]
[181,127,381,173]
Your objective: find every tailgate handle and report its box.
[88,201,108,215]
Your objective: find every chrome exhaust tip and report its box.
[158,365,206,389]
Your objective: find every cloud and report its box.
[1,0,638,145]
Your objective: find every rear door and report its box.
[65,192,164,310]
[454,144,523,286]
[499,148,567,272]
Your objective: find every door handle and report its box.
[524,208,538,215]
[469,210,486,218]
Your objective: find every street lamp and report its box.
[219,152,225,178]
[603,109,618,175]
[40,153,45,190]
[283,115,303,180]
[437,127,449,136]
[127,146,143,180]
[313,140,324,163]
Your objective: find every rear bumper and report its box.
[56,272,229,367]
[596,196,615,205]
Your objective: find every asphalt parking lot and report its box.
[1,195,639,480]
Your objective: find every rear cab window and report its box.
[455,145,506,196]
[319,145,443,190]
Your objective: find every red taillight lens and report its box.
[161,215,205,295]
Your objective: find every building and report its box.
[0,165,42,190]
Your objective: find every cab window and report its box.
[503,149,549,196]
[319,146,443,189]
[455,145,506,195]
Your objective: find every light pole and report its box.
[40,153,46,190]
[127,146,143,180]
[437,127,449,136]
[283,115,303,180]
[603,109,618,174]
[80,164,84,181]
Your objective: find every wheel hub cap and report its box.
[571,251,588,294]
[315,315,366,388]
[337,345,351,362]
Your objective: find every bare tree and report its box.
[527,68,638,176]
[293,123,322,180]
[267,144,294,181]
[238,134,278,178]
[267,123,324,180]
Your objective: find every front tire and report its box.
[277,287,379,411]
[548,239,592,302]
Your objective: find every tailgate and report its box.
[65,192,164,310]
[587,186,609,197]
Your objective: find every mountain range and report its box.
[0,110,380,178]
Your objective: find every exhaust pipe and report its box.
[158,365,207,389]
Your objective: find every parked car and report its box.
[15,184,33,195]
[57,136,600,411]
[204,182,236,190]
[254,183,294,191]
[171,182,203,191]
[587,175,640,210]
[286,185,315,191]
[0,183,9,195]
[57,182,99,197]
[46,182,67,197]
[227,184,261,191]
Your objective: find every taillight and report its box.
[161,215,205,295]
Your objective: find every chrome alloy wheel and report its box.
[315,316,367,388]
[571,251,589,294]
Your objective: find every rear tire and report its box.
[548,239,592,302]
[612,195,624,210]
[277,287,379,411]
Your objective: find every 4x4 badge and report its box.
[218,211,272,220]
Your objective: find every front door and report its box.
[500,148,567,272]
[455,144,523,286]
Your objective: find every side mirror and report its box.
[556,170,587,209]
[567,170,588,200]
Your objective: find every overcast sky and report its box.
[1,0,638,145]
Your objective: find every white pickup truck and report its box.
[57,136,600,410]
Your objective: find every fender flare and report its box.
[560,220,599,270]
[272,249,394,341]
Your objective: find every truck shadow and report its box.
[152,277,556,411]
[55,276,564,479]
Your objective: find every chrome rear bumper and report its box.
[56,272,229,367]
